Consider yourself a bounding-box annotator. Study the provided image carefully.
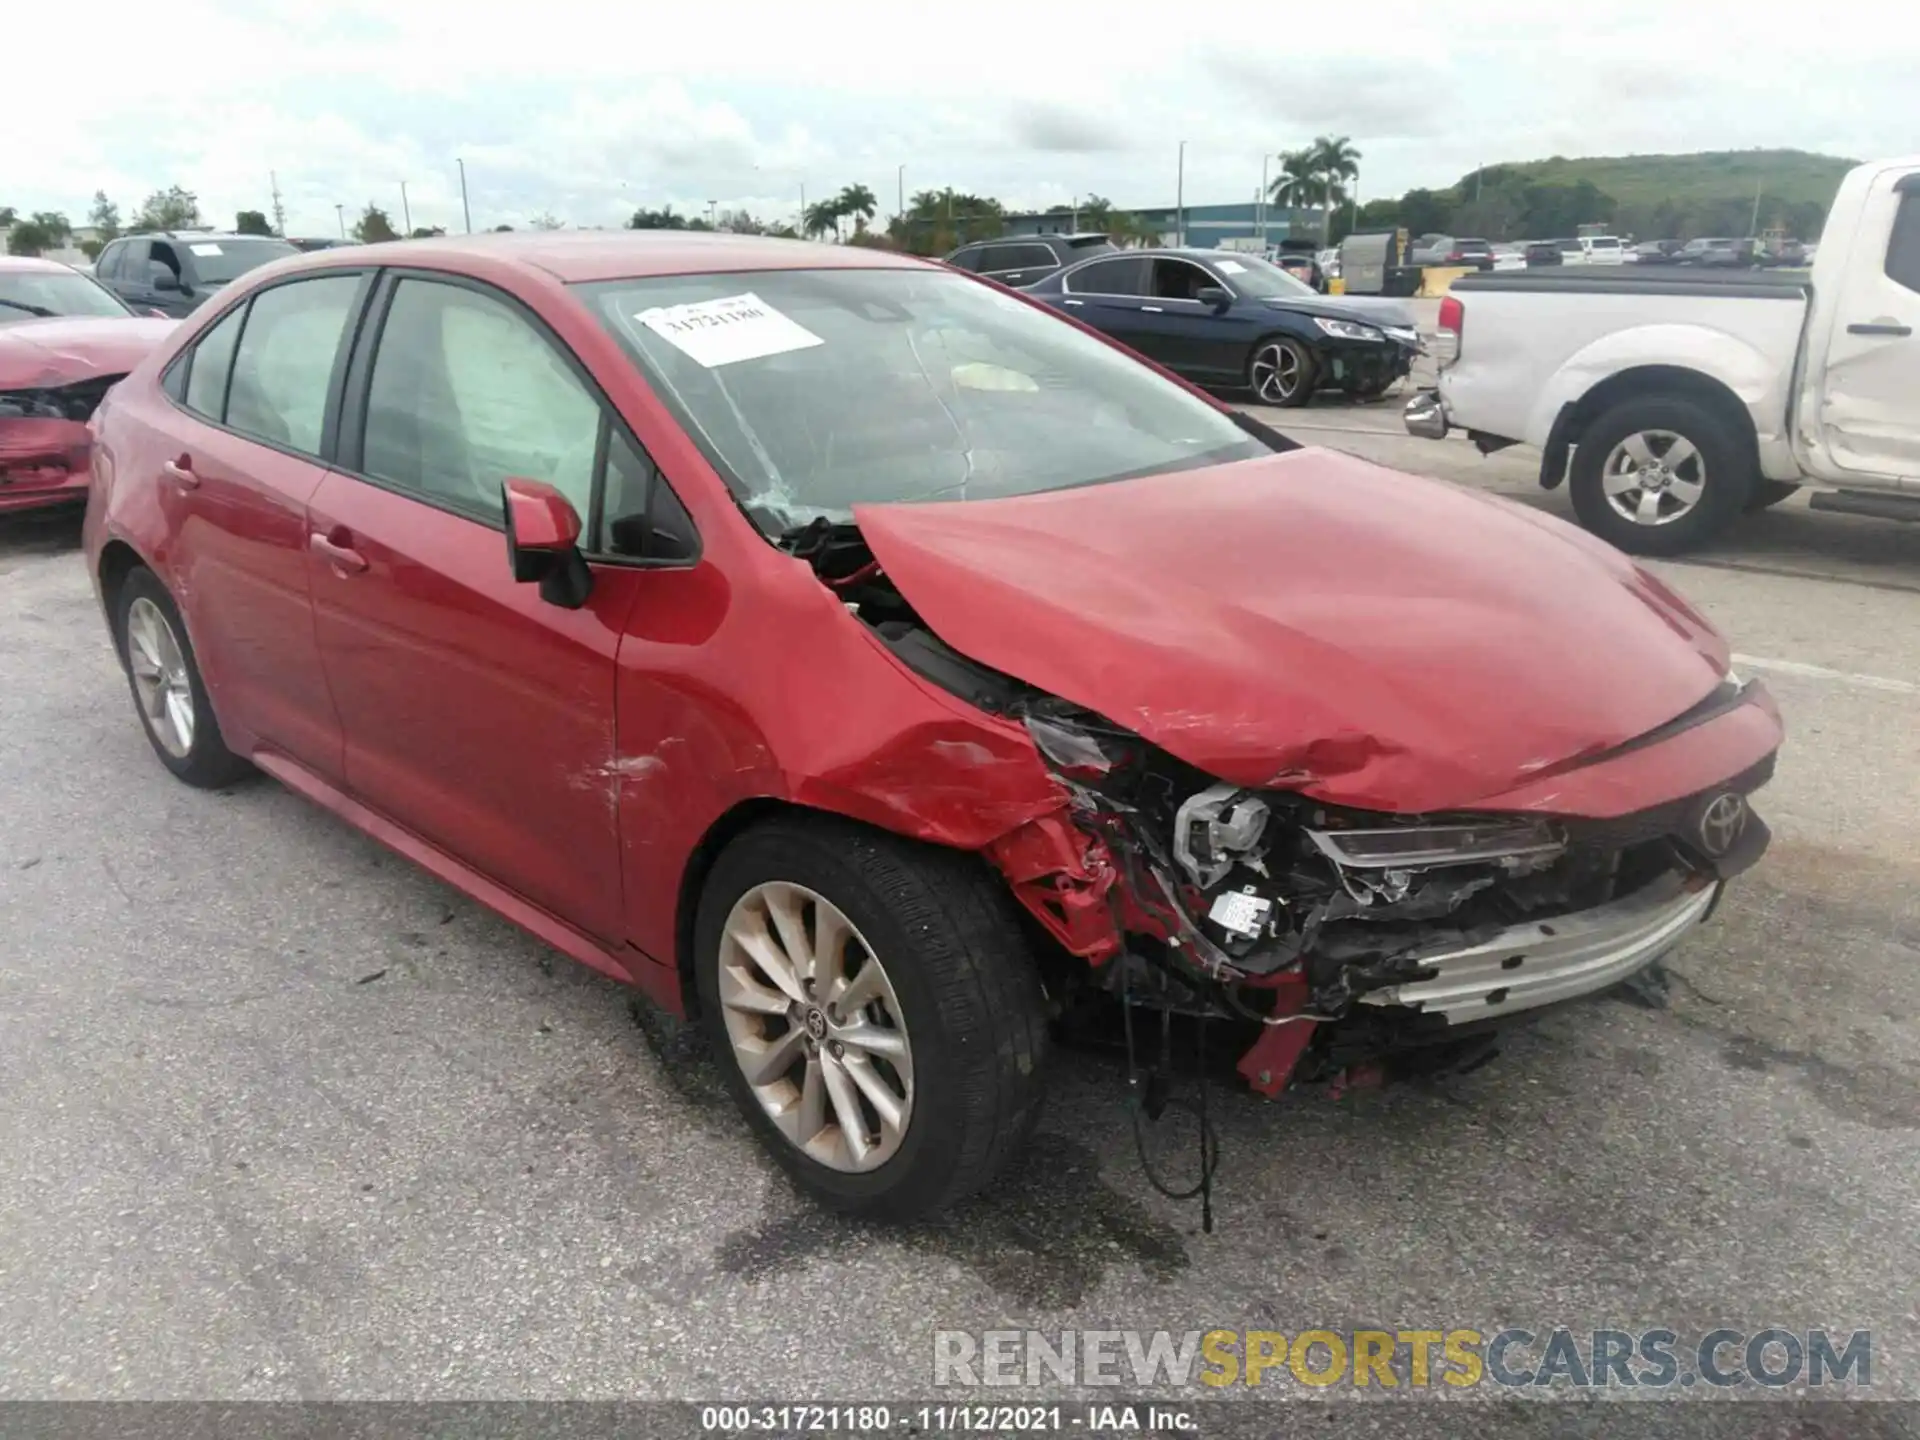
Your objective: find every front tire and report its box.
[114,568,250,788]
[1568,396,1753,555]
[1249,337,1317,407]
[694,815,1050,1221]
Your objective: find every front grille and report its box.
[1565,753,1775,851]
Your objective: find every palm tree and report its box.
[1267,149,1328,239]
[835,184,878,239]
[801,199,841,241]
[1309,135,1362,241]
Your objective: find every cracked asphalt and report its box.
[3,402,1919,1434]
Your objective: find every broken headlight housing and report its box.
[1304,819,1565,871]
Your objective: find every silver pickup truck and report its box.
[1404,155,1920,554]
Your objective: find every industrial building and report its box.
[1001,201,1327,249]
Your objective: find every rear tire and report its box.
[114,568,251,789]
[1746,480,1800,512]
[1568,396,1753,555]
[693,814,1050,1221]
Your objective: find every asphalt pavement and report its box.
[3,391,1919,1433]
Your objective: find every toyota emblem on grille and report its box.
[1697,793,1748,857]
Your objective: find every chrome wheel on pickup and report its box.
[1599,429,1707,527]
[1569,396,1753,556]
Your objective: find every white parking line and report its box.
[1733,653,1920,696]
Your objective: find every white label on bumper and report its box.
[1208,890,1272,938]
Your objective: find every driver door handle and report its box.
[1847,322,1912,336]
[309,530,369,575]
[1141,305,1165,313]
[161,456,198,488]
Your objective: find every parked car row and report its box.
[78,228,1782,1222]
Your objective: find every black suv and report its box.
[92,232,301,317]
[945,233,1116,287]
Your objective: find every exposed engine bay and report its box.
[0,375,122,492]
[783,515,1772,1224]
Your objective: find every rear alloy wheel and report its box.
[1249,337,1317,407]
[1569,396,1751,555]
[694,815,1049,1220]
[115,569,250,788]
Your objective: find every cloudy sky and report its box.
[11,0,1918,237]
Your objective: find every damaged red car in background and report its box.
[83,235,1780,1222]
[2,256,174,514]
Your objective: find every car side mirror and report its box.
[1196,285,1232,311]
[150,267,181,292]
[502,477,592,609]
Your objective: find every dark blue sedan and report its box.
[1022,249,1422,406]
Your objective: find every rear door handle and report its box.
[1063,299,1084,307]
[309,530,369,575]
[1141,305,1165,313]
[161,456,199,489]
[1848,322,1913,336]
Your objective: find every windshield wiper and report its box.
[0,299,57,318]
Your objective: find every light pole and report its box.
[400,180,411,236]
[1176,140,1187,247]
[457,158,472,234]
[897,164,905,225]
[707,199,718,227]
[335,203,346,239]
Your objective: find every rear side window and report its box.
[947,247,984,272]
[1886,193,1920,294]
[182,305,247,419]
[224,275,362,455]
[95,242,122,281]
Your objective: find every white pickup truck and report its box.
[1404,155,1920,554]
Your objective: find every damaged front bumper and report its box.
[1359,869,1716,1023]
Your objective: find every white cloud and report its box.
[9,0,1920,234]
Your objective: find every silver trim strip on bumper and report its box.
[1359,873,1719,1023]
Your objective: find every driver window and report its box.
[362,279,600,525]
[1150,260,1215,301]
[148,241,182,283]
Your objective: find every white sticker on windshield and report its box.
[635,292,823,368]
[1214,259,1247,273]
[189,243,224,257]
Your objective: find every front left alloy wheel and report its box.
[115,568,250,788]
[694,815,1049,1220]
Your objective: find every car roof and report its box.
[268,230,934,284]
[0,255,73,274]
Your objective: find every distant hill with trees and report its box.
[1351,149,1858,244]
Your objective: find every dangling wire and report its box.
[1121,959,1221,1232]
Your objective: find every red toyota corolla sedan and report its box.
[84,234,1782,1220]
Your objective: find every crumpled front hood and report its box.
[854,449,1731,814]
[0,317,176,391]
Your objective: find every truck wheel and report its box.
[1569,397,1753,555]
[1249,338,1317,407]
[1747,481,1800,512]
[693,814,1050,1222]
